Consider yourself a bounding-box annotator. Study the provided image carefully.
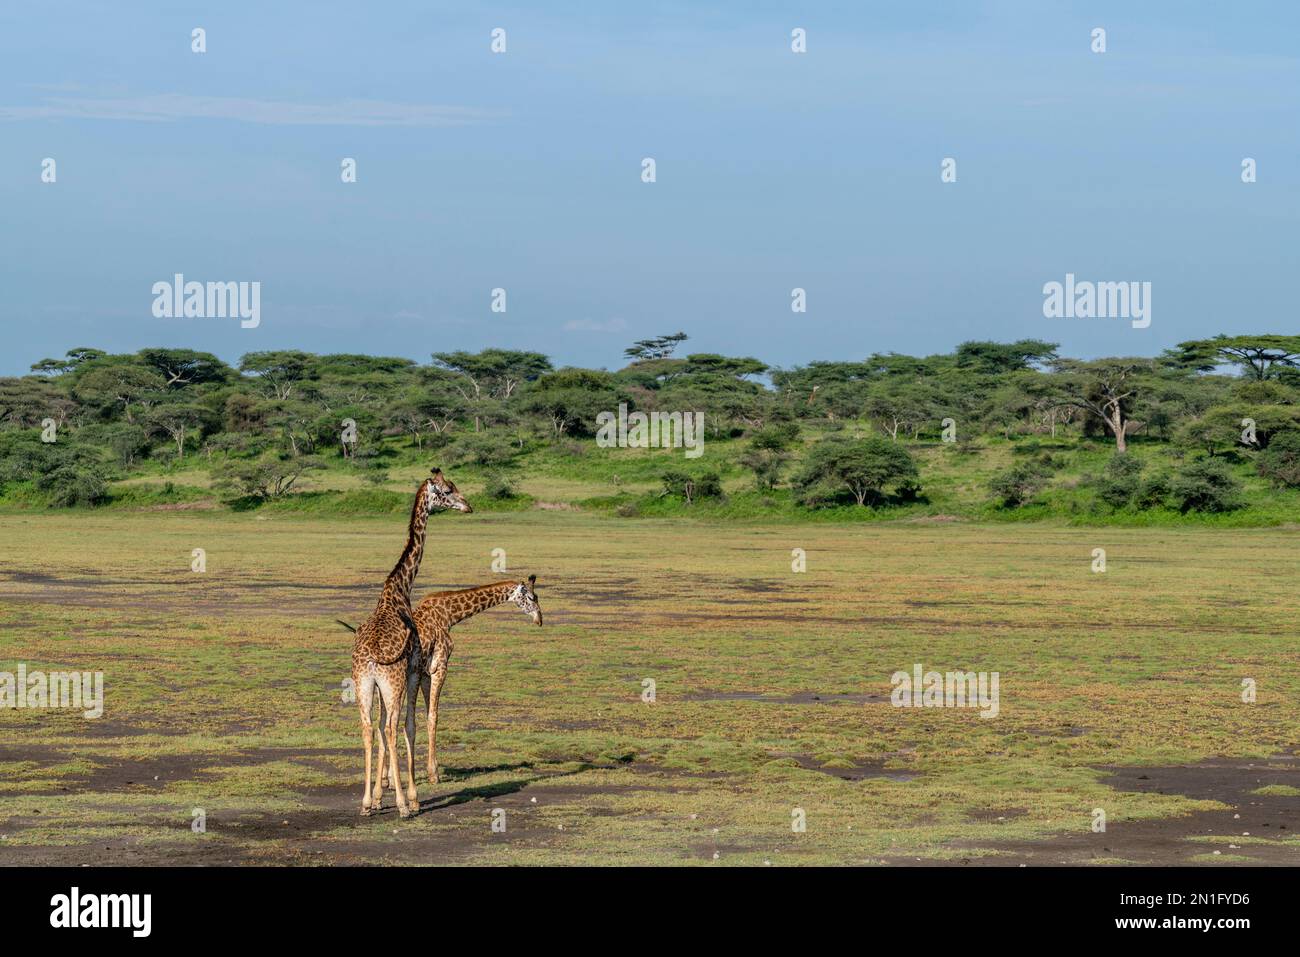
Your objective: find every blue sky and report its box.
[1,1,1296,375]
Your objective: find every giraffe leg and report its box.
[403,668,419,806]
[382,691,397,790]
[419,673,433,783]
[357,675,375,816]
[427,665,447,785]
[373,696,387,807]
[379,675,411,819]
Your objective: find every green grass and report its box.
[1,510,1297,864]
[7,425,1291,526]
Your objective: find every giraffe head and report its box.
[425,468,473,514]
[509,574,543,626]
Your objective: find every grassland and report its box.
[1,509,1298,865]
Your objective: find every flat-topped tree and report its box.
[136,348,231,389]
[238,350,316,400]
[70,361,166,424]
[681,353,769,379]
[144,402,213,459]
[30,347,107,377]
[431,349,552,401]
[624,331,688,362]
[1166,335,1300,380]
[955,339,1059,374]
[1051,358,1160,453]
[431,349,552,430]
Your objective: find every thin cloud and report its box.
[0,93,501,127]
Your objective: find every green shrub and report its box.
[794,436,919,507]
[1095,453,1144,509]
[1256,430,1300,488]
[1134,471,1173,509]
[989,462,1051,508]
[660,470,723,504]
[213,454,324,500]
[443,431,519,468]
[105,424,151,467]
[1170,458,1243,513]
[739,423,798,490]
[38,465,108,507]
[484,471,519,500]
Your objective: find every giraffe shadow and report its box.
[418,760,621,813]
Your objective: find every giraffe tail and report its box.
[335,619,357,633]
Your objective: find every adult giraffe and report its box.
[341,576,543,809]
[350,468,471,818]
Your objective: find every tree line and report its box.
[2,333,1299,510]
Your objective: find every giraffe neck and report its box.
[447,581,518,625]
[381,484,429,607]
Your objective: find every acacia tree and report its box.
[213,454,325,499]
[739,422,799,489]
[136,348,230,389]
[72,363,165,423]
[772,361,875,415]
[145,402,211,459]
[239,351,315,400]
[864,378,938,440]
[518,369,619,438]
[432,349,552,429]
[1168,335,1300,380]
[1052,358,1156,453]
[795,436,919,506]
[0,377,74,428]
[624,331,688,361]
[955,339,1059,374]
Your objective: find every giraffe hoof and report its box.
[360,806,372,817]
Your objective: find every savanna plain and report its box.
[1,507,1297,866]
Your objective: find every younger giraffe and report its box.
[365,576,542,805]
[349,468,471,818]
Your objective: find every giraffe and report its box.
[352,576,542,806]
[348,468,471,818]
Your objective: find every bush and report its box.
[989,462,1051,508]
[794,436,919,507]
[38,465,108,507]
[1095,453,1144,509]
[1170,458,1243,513]
[1257,430,1300,488]
[443,431,518,468]
[107,424,151,468]
[660,470,723,504]
[213,454,324,499]
[1134,471,1173,509]
[484,471,519,500]
[739,423,798,490]
[0,432,110,507]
